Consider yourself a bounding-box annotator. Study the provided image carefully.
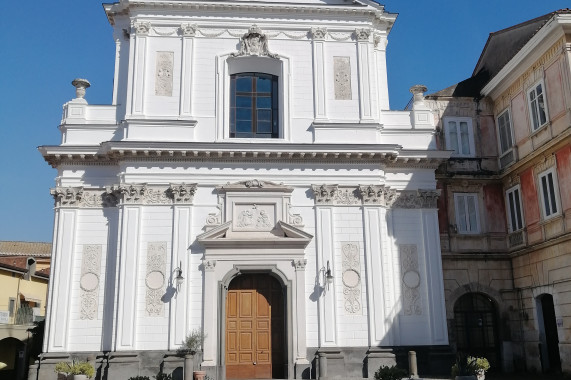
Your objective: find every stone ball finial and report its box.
[71,78,91,99]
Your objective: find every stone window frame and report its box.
[216,54,291,141]
[505,184,524,232]
[537,167,561,221]
[443,116,476,158]
[526,79,550,132]
[496,107,516,167]
[453,192,481,234]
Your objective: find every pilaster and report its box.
[293,259,310,376]
[127,21,149,117]
[201,259,217,367]
[311,27,328,121]
[179,23,196,118]
[374,34,389,112]
[355,28,374,122]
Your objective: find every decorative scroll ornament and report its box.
[355,28,371,41]
[80,245,102,320]
[293,259,307,271]
[287,202,304,227]
[231,25,278,59]
[180,23,197,37]
[167,183,197,204]
[206,197,223,226]
[342,242,361,314]
[386,189,440,209]
[399,244,422,316]
[311,27,327,40]
[133,21,151,35]
[202,259,216,271]
[145,242,167,317]
[51,187,121,208]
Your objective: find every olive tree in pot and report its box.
[177,329,207,380]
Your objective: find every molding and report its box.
[312,185,441,208]
[217,179,294,193]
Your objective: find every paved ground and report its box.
[421,374,570,380]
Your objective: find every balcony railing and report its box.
[508,230,525,248]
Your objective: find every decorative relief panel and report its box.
[334,57,352,100]
[234,204,275,231]
[341,242,361,314]
[399,244,422,316]
[231,25,278,59]
[145,242,167,317]
[155,52,174,96]
[80,245,102,320]
[312,185,440,208]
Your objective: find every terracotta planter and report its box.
[193,370,206,380]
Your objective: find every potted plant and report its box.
[55,360,95,380]
[177,329,207,380]
[451,353,477,380]
[55,362,73,379]
[470,356,490,380]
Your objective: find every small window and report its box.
[506,186,524,232]
[538,168,560,220]
[9,298,15,317]
[497,109,514,154]
[230,73,279,138]
[444,117,475,157]
[454,193,480,234]
[527,81,548,131]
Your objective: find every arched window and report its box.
[230,73,279,138]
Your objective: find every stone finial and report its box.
[72,78,91,99]
[409,84,427,103]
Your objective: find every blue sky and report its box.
[1,1,569,242]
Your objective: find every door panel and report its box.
[226,274,284,379]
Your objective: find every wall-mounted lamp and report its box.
[173,261,184,292]
[320,260,334,291]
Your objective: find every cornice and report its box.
[105,1,397,30]
[40,143,451,168]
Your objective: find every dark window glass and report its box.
[230,73,279,138]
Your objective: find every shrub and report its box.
[54,362,73,375]
[374,365,408,380]
[451,354,490,377]
[178,328,207,355]
[54,360,95,378]
[154,372,172,380]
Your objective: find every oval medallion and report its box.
[342,269,360,288]
[146,270,165,290]
[80,272,99,292]
[403,270,421,289]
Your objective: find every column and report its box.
[315,206,337,346]
[355,28,374,122]
[374,34,390,112]
[46,205,77,351]
[179,24,196,118]
[201,259,218,368]
[293,259,310,377]
[311,27,327,121]
[115,205,142,350]
[126,21,150,117]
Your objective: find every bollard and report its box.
[408,351,419,379]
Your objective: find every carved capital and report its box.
[133,21,151,35]
[231,24,278,59]
[311,27,327,40]
[293,259,307,271]
[51,187,83,207]
[119,184,171,205]
[358,185,389,205]
[167,183,197,204]
[180,23,197,37]
[51,187,121,208]
[355,28,371,41]
[202,259,217,272]
[311,185,360,205]
[311,184,338,204]
[386,189,440,209]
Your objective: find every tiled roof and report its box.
[0,256,50,278]
[0,241,52,257]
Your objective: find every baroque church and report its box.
[37,0,451,378]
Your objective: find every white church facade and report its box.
[38,0,450,378]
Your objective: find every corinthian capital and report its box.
[167,183,197,204]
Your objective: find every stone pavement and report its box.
[420,373,570,380]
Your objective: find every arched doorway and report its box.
[225,273,286,379]
[536,294,561,373]
[453,293,499,368]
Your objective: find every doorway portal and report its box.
[453,292,499,368]
[536,294,561,373]
[225,273,285,379]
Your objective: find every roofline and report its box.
[472,11,557,77]
[481,13,571,98]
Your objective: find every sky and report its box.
[1,1,569,243]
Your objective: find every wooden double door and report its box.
[226,274,285,379]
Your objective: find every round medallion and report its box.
[342,269,360,288]
[146,271,165,290]
[80,272,99,292]
[402,270,421,289]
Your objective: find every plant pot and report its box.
[476,371,485,380]
[193,370,206,380]
[73,375,88,380]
